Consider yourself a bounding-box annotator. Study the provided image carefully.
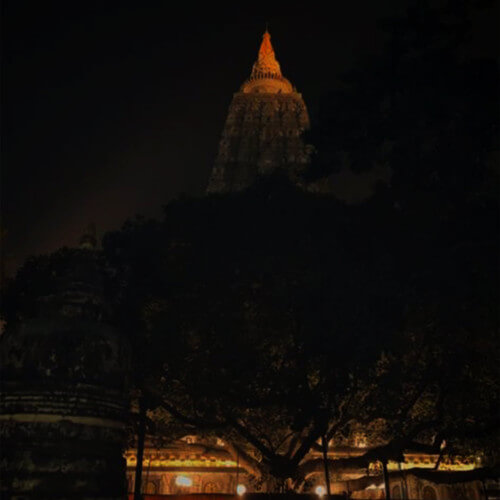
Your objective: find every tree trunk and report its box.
[134,395,147,500]
[321,435,332,496]
[382,460,391,500]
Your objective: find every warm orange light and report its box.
[124,452,237,469]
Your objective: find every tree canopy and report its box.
[99,167,497,486]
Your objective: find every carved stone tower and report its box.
[207,30,311,193]
[0,243,131,499]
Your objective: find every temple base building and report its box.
[125,437,486,498]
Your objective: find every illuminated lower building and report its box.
[125,438,249,495]
[125,436,487,498]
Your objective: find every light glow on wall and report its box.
[386,456,477,471]
[125,453,237,468]
[237,484,247,495]
[175,475,193,487]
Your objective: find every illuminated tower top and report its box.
[207,30,310,193]
[241,30,293,94]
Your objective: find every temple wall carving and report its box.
[207,93,311,193]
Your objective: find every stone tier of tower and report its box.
[207,31,311,193]
[0,244,131,499]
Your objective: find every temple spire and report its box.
[250,29,282,79]
[258,30,275,61]
[207,30,311,193]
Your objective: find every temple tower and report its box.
[0,242,131,499]
[207,30,311,193]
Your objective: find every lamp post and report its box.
[321,435,332,497]
[134,395,147,500]
[382,460,391,500]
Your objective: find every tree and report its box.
[308,0,499,214]
[102,176,411,489]
[97,131,498,487]
[300,0,499,484]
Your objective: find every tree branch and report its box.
[230,418,276,462]
[223,440,267,479]
[160,398,226,430]
[291,419,326,467]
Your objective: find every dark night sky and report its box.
[1,1,497,273]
